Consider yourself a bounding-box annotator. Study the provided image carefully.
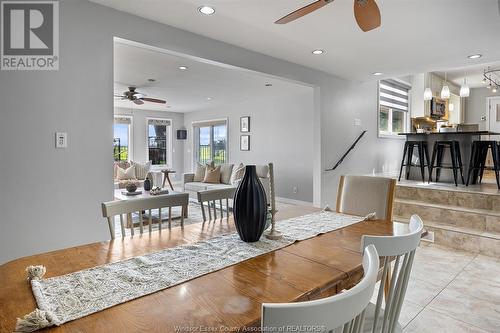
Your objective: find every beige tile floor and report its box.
[391,242,500,332]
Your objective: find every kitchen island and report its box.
[399,131,500,183]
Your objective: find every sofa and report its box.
[113,161,157,189]
[183,163,271,202]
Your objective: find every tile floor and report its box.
[393,242,500,332]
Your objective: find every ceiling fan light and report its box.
[424,88,433,101]
[460,85,470,97]
[441,85,450,99]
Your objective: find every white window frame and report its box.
[113,115,133,161]
[192,118,229,168]
[146,117,172,169]
[377,80,411,139]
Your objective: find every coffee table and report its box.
[114,189,189,227]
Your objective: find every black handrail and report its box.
[325,130,367,171]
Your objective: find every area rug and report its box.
[15,211,365,332]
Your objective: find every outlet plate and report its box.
[421,230,435,243]
[292,186,298,194]
[55,132,67,148]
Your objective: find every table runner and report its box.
[15,211,365,332]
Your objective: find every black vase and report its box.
[143,177,151,191]
[233,165,268,242]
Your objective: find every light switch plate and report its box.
[55,132,67,148]
[354,118,362,126]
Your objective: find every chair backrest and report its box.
[361,215,423,333]
[102,195,187,239]
[336,175,396,221]
[261,244,379,333]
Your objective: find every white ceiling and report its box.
[434,61,500,89]
[114,40,312,112]
[93,0,500,81]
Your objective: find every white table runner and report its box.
[16,211,364,332]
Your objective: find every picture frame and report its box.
[240,135,250,151]
[240,116,250,132]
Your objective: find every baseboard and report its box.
[276,196,314,207]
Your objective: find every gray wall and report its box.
[114,107,184,182]
[466,88,500,130]
[0,0,401,263]
[183,91,315,202]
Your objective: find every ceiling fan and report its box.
[275,0,381,32]
[114,87,166,105]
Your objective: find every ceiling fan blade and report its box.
[133,99,144,105]
[354,0,381,32]
[275,0,333,24]
[141,97,167,104]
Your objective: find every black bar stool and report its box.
[466,141,500,188]
[429,141,465,186]
[398,141,430,183]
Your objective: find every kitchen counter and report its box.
[399,131,499,183]
[399,131,500,136]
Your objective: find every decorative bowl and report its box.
[125,183,137,193]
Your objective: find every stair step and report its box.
[394,199,500,217]
[394,217,500,257]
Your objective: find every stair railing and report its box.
[325,130,367,171]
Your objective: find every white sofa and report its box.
[183,163,271,201]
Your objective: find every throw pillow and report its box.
[113,161,130,179]
[194,162,214,182]
[230,163,245,185]
[203,165,221,184]
[116,165,136,180]
[131,161,151,180]
[219,163,234,185]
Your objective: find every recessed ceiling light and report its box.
[198,6,215,15]
[178,66,188,70]
[312,49,325,55]
[207,97,213,101]
[372,72,383,76]
[468,54,482,59]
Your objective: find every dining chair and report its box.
[336,175,396,221]
[101,196,187,239]
[361,214,424,333]
[261,244,379,333]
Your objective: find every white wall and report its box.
[114,107,184,181]
[183,91,314,202]
[466,88,500,130]
[0,0,401,263]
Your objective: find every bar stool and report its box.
[398,141,430,183]
[466,141,500,188]
[429,141,465,186]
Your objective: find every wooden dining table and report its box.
[0,206,403,333]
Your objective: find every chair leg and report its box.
[418,142,426,183]
[424,143,431,176]
[429,142,438,183]
[436,145,444,182]
[493,143,500,189]
[466,143,476,186]
[454,142,465,185]
[449,143,458,186]
[200,202,207,222]
[406,145,414,180]
[479,145,489,184]
[399,143,408,182]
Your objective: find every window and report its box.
[193,119,227,166]
[148,118,171,166]
[113,116,131,161]
[378,79,411,137]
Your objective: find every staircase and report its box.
[393,184,500,256]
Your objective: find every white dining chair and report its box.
[261,244,380,333]
[337,175,396,221]
[361,214,424,333]
[101,196,188,239]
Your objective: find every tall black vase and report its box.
[233,165,268,242]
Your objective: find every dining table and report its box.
[0,207,404,333]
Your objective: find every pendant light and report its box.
[460,72,470,97]
[424,73,433,101]
[441,72,450,99]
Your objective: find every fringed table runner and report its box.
[15,211,365,332]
